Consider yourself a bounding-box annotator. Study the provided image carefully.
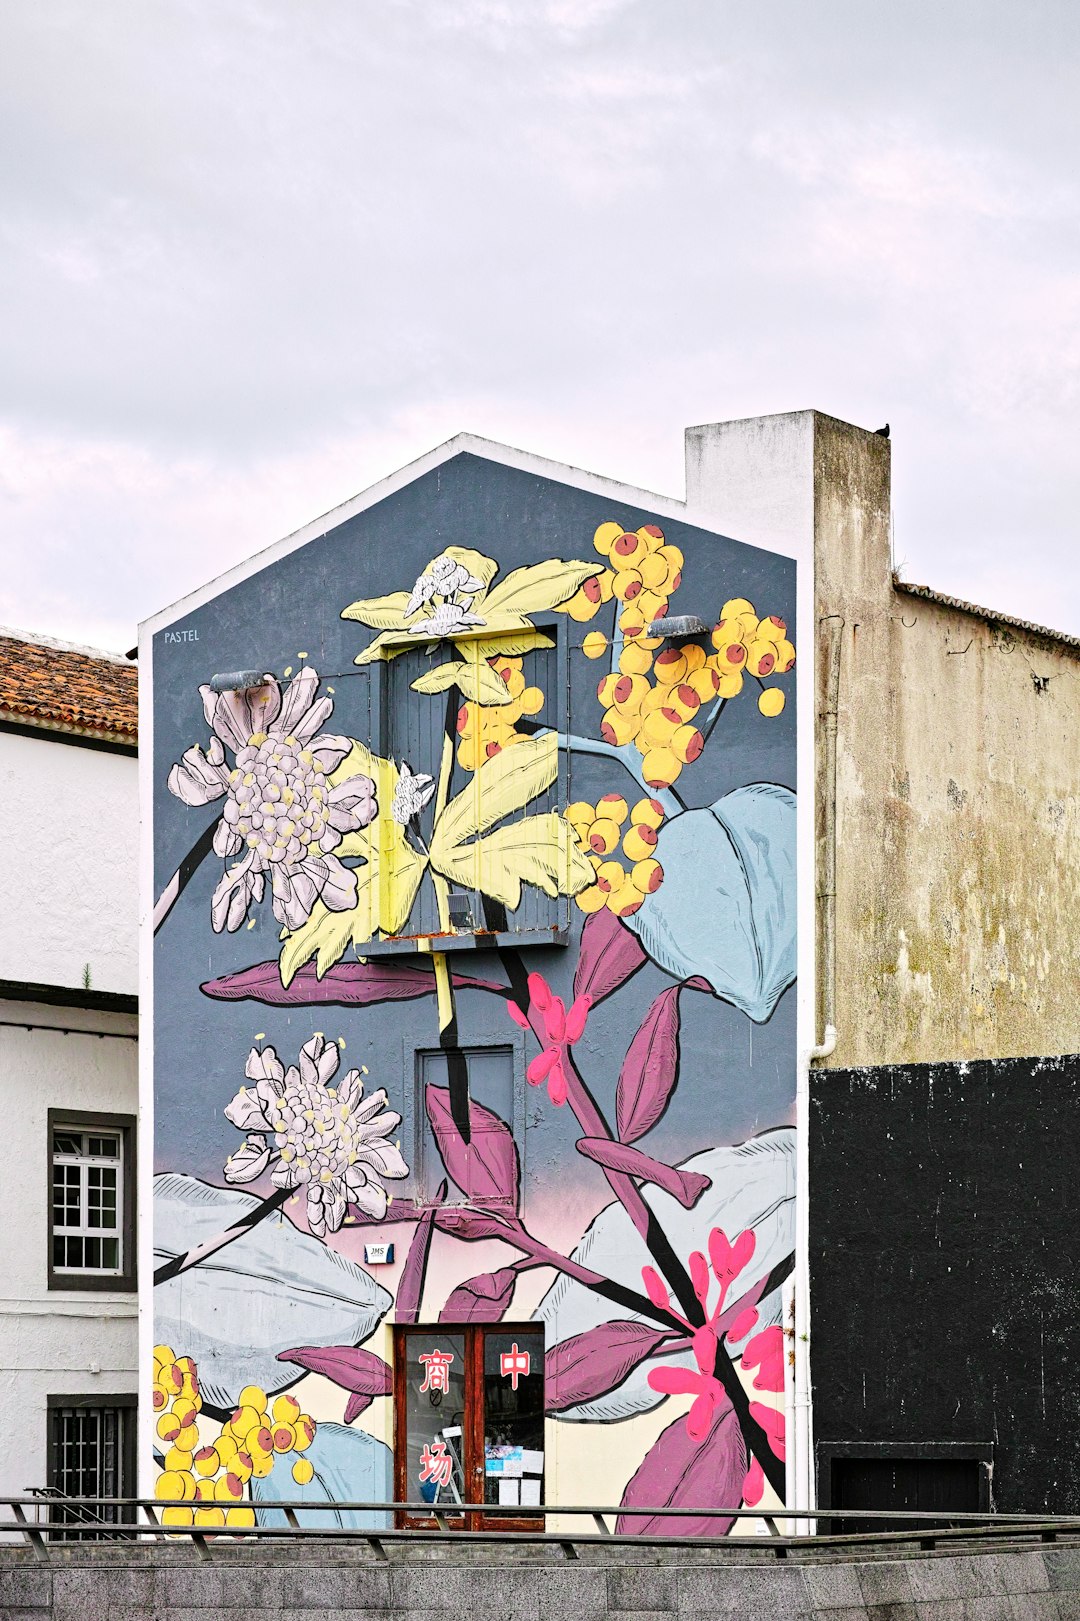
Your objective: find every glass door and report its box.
[394,1324,545,1530]
[479,1328,544,1528]
[395,1328,468,1527]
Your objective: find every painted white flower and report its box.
[391,761,436,825]
[167,668,377,932]
[224,1036,409,1234]
[405,556,485,616]
[408,601,486,637]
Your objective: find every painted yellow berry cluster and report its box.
[564,794,665,916]
[153,1346,316,1528]
[564,521,683,635]
[708,598,795,717]
[456,655,545,771]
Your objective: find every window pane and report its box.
[88,1135,119,1158]
[64,1237,84,1269]
[53,1132,82,1156]
[101,1238,120,1270]
[84,1238,101,1269]
[419,1048,516,1205]
[401,1330,467,1507]
[482,1329,545,1509]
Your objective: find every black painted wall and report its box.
[809,1054,1080,1515]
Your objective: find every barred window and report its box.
[48,1397,135,1535]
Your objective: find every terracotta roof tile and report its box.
[0,629,138,743]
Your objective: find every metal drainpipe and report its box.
[810,613,844,1060]
[793,612,844,1528]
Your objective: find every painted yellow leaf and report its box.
[483,559,603,618]
[431,812,594,910]
[431,732,559,855]
[468,628,555,660]
[341,589,413,629]
[411,660,510,703]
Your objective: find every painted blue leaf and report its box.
[251,1421,392,1529]
[625,784,796,1023]
[153,1174,392,1412]
[534,1131,795,1421]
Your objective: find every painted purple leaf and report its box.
[616,985,682,1143]
[426,1087,520,1211]
[277,1345,392,1397]
[440,1266,517,1323]
[397,1180,444,1324]
[344,1391,375,1423]
[573,907,647,1006]
[576,1137,709,1210]
[545,1320,679,1413]
[615,1394,747,1536]
[201,959,507,1006]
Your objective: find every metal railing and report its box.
[4,1497,1080,1562]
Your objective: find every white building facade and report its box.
[0,630,139,1509]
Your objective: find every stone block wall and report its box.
[1,1539,1078,1621]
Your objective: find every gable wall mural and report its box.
[147,452,799,1532]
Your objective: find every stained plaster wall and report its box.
[812,415,1080,1068]
[0,729,138,997]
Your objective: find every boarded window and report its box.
[416,1045,521,1208]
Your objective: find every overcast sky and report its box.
[2,0,1078,651]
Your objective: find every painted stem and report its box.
[434,686,470,1144]
[152,819,218,933]
[153,1185,289,1286]
[698,694,728,748]
[501,1221,688,1335]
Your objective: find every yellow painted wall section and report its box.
[813,414,1080,1067]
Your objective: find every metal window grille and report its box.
[51,1128,123,1275]
[48,1404,130,1536]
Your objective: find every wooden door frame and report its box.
[392,1322,545,1531]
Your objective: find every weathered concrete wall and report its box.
[812,413,1080,1067]
[0,1539,1075,1620]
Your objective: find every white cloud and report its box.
[1,0,1078,640]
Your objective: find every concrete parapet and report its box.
[1,1538,1078,1621]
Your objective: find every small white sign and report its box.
[363,1242,394,1265]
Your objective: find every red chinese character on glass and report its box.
[499,1342,531,1390]
[418,1348,455,1394]
[418,1440,454,1489]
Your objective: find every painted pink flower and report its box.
[646,1332,727,1442]
[505,971,591,1108]
[742,1324,785,1394]
[642,1226,758,1445]
[168,667,377,932]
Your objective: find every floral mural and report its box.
[151,456,797,1532]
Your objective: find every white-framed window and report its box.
[50,1116,131,1283]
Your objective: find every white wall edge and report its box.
[137,625,156,1499]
